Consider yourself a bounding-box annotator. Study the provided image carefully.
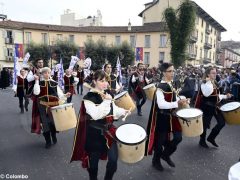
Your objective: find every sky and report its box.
[1,0,239,41]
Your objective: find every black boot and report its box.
[88,168,98,180]
[20,106,24,114]
[104,168,116,180]
[161,144,177,167]
[199,130,209,148]
[24,102,28,112]
[137,105,142,116]
[152,152,164,171]
[207,129,220,147]
[51,131,57,144]
[43,132,51,149]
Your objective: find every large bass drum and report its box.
[114,91,136,112]
[51,103,77,131]
[176,108,203,137]
[220,102,240,125]
[143,84,156,101]
[115,124,146,163]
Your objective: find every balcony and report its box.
[203,57,211,64]
[204,42,212,49]
[188,53,197,60]
[205,27,211,34]
[5,37,14,44]
[5,56,13,61]
[189,35,198,43]
[216,47,223,53]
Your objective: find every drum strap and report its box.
[89,122,116,140]
[159,110,191,127]
[39,101,59,107]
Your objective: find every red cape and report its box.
[70,102,89,167]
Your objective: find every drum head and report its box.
[220,102,240,112]
[51,103,73,110]
[114,91,128,100]
[116,124,146,145]
[176,108,202,118]
[179,95,186,99]
[143,84,155,90]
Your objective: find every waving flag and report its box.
[136,47,143,61]
[58,57,64,89]
[15,44,23,58]
[22,52,30,66]
[69,56,79,70]
[12,52,21,91]
[116,56,122,86]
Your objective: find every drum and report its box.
[177,96,190,109]
[116,124,146,163]
[219,102,240,125]
[51,103,77,131]
[114,91,136,112]
[228,162,240,180]
[176,108,203,137]
[73,77,79,85]
[143,84,156,100]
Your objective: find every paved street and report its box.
[0,87,239,180]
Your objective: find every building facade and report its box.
[219,48,240,68]
[139,0,226,65]
[60,9,102,27]
[0,0,226,69]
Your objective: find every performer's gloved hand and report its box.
[34,75,39,81]
[65,92,71,97]
[178,99,188,106]
[104,93,112,101]
[226,93,232,99]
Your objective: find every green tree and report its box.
[120,41,135,67]
[52,40,78,69]
[164,0,196,67]
[84,40,134,69]
[25,43,50,66]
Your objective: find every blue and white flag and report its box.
[116,56,122,86]
[22,52,30,66]
[12,53,21,91]
[13,55,21,85]
[69,56,79,70]
[58,57,64,89]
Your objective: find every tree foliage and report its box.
[84,39,135,70]
[25,43,50,67]
[164,0,196,67]
[52,40,78,69]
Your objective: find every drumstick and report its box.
[83,82,114,101]
[122,107,132,121]
[83,82,106,97]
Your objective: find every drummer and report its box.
[129,63,150,116]
[104,63,121,97]
[145,62,188,171]
[33,67,71,149]
[195,66,232,148]
[63,69,76,103]
[70,70,130,180]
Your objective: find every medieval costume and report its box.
[64,74,75,103]
[70,90,126,180]
[105,72,121,97]
[129,71,149,116]
[195,80,228,148]
[145,81,182,171]
[27,66,43,134]
[33,70,66,148]
[14,75,29,113]
[77,69,84,95]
